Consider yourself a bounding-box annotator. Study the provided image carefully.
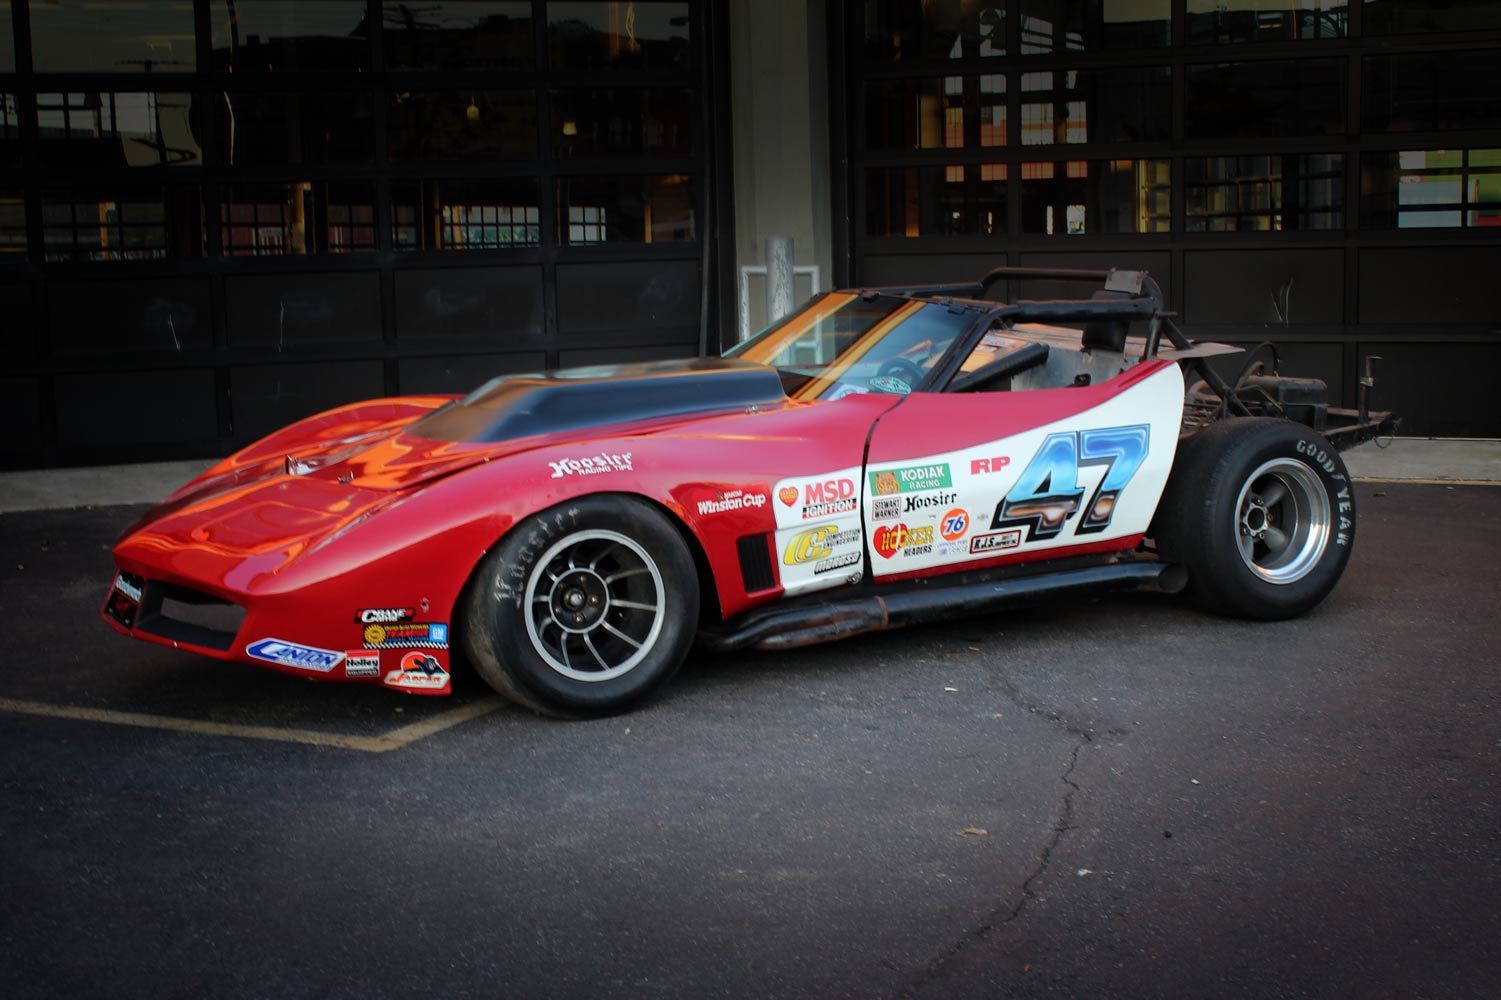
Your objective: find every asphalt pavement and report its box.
[0,484,1497,999]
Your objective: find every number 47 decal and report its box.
[991,425,1149,541]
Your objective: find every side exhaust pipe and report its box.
[702,561,1180,653]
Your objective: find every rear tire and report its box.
[463,496,700,717]
[1153,418,1355,620]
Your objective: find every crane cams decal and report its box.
[992,425,1149,541]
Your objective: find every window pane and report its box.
[0,1,13,73]
[548,2,691,73]
[1365,0,1501,34]
[1,93,19,170]
[218,92,374,166]
[221,181,376,255]
[865,164,1008,237]
[42,187,203,261]
[1020,0,1171,53]
[36,93,203,169]
[0,192,25,257]
[1020,159,1170,235]
[553,88,694,156]
[865,76,969,150]
[557,175,695,244]
[1361,149,1501,229]
[393,180,541,250]
[863,1,1007,62]
[1186,1,1347,44]
[389,91,537,160]
[384,1,533,70]
[30,1,196,73]
[210,1,370,73]
[1185,154,1343,232]
[1186,59,1346,138]
[1019,66,1171,146]
[1363,52,1501,133]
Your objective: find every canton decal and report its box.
[246,639,345,673]
[969,530,1022,554]
[992,425,1149,541]
[343,652,380,678]
[384,651,450,692]
[356,607,414,624]
[549,452,633,479]
[696,488,769,516]
[362,622,450,650]
[869,463,952,496]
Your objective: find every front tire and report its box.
[463,496,700,717]
[1154,418,1355,620]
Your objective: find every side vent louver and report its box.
[736,533,777,593]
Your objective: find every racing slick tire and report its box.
[463,495,700,717]
[1153,418,1355,621]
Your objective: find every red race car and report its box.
[103,268,1395,715]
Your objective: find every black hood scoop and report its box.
[408,357,789,444]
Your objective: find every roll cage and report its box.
[851,266,1396,449]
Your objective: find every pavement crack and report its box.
[898,667,1095,998]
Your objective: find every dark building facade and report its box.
[832,0,1501,440]
[2,1,1499,469]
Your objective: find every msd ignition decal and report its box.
[696,488,769,516]
[362,622,449,650]
[869,463,952,496]
[246,639,344,673]
[771,467,862,528]
[549,452,632,478]
[384,651,450,692]
[992,425,1149,541]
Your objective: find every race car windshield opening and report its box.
[726,293,974,400]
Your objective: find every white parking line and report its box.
[0,696,505,752]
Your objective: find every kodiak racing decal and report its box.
[772,466,865,597]
[864,363,1183,577]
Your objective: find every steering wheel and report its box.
[875,357,923,391]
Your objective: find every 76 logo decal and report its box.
[992,425,1149,541]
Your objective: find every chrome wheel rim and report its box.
[522,529,665,683]
[1233,458,1332,585]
